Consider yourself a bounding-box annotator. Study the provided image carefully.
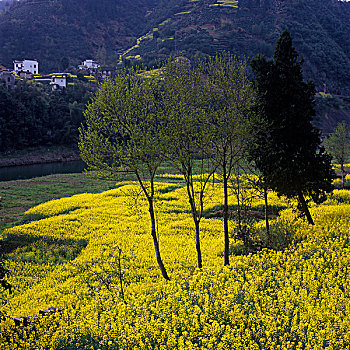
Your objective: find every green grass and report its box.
[0,173,120,254]
[0,173,116,232]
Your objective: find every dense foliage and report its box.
[0,0,157,72]
[1,177,350,348]
[79,56,258,274]
[0,1,14,13]
[0,0,349,93]
[0,81,92,151]
[250,30,335,225]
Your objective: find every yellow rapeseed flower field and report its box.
[1,178,350,349]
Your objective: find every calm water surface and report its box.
[0,160,86,181]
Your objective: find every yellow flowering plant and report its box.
[1,179,350,349]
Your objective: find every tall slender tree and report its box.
[250,30,334,225]
[79,74,170,280]
[205,54,255,265]
[162,60,216,269]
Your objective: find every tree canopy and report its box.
[0,81,92,151]
[250,30,335,225]
[79,74,170,280]
[79,55,256,272]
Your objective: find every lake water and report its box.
[0,160,87,182]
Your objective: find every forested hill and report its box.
[0,0,158,72]
[0,1,15,12]
[128,0,350,95]
[0,0,350,94]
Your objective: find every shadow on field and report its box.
[203,204,288,220]
[0,233,87,264]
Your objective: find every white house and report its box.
[50,74,67,90]
[13,59,39,74]
[78,59,100,70]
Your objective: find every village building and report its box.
[13,59,39,74]
[99,66,116,79]
[78,59,100,70]
[19,71,33,80]
[0,70,16,89]
[50,74,67,91]
[0,64,7,72]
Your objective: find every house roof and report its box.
[0,71,15,78]
[52,75,67,80]
[13,59,38,63]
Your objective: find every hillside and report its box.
[315,94,350,135]
[0,0,158,72]
[125,0,350,95]
[0,1,15,12]
[0,0,349,93]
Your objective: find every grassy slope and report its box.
[0,173,116,253]
[0,160,184,254]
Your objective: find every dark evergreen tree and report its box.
[250,30,335,225]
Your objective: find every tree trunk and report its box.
[148,197,170,280]
[186,180,203,269]
[264,186,270,238]
[194,219,202,269]
[223,164,230,266]
[298,191,314,225]
[341,163,345,189]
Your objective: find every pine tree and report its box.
[250,30,335,225]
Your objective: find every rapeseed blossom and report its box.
[0,179,350,349]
